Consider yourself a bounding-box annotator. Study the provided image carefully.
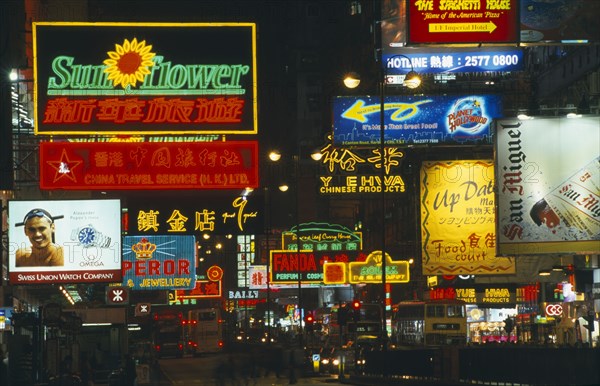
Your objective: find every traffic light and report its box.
[304,313,315,332]
[338,306,348,326]
[351,300,361,322]
[583,311,595,332]
[351,299,361,310]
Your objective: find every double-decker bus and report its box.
[323,302,383,348]
[390,299,467,347]
[186,308,224,356]
[152,310,184,358]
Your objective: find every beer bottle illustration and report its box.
[530,156,600,238]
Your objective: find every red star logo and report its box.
[46,148,82,183]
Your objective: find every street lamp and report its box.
[346,52,421,351]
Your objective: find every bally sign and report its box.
[122,235,196,290]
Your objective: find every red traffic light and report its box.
[352,300,361,310]
[304,313,315,324]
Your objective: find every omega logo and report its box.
[545,304,563,317]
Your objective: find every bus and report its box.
[152,310,184,358]
[324,302,383,348]
[391,299,467,347]
[186,308,224,355]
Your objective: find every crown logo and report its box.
[132,237,157,259]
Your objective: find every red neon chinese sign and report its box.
[39,141,258,190]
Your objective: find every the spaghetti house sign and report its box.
[33,22,257,135]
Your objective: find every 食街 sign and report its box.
[40,141,258,190]
[408,0,518,45]
[333,95,502,147]
[420,160,515,275]
[122,235,196,290]
[33,22,257,135]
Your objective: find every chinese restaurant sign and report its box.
[8,199,122,285]
[408,0,518,45]
[127,195,262,235]
[316,143,407,195]
[281,222,362,251]
[495,116,600,255]
[420,160,515,275]
[122,235,196,290]
[33,22,257,135]
[39,141,258,190]
[333,95,502,147]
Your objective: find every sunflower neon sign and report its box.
[33,22,257,135]
[104,38,156,89]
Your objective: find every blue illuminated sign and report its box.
[122,235,196,290]
[333,94,503,146]
[383,47,523,74]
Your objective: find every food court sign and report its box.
[33,22,257,135]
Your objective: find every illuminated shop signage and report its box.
[33,22,257,135]
[7,199,122,285]
[496,117,600,255]
[408,0,518,45]
[127,195,262,235]
[382,47,523,75]
[270,250,368,284]
[316,144,406,195]
[40,141,259,190]
[122,235,196,290]
[348,251,409,284]
[430,286,516,304]
[282,222,362,251]
[333,95,502,147]
[420,160,515,275]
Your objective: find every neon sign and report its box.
[33,22,257,135]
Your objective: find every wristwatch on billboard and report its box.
[70,224,111,248]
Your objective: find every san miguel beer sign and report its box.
[33,22,257,135]
[39,141,258,190]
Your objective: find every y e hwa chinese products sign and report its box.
[40,141,258,190]
[420,160,515,275]
[122,235,196,290]
[33,22,257,135]
[333,95,502,147]
[495,116,600,255]
[408,0,518,45]
[8,199,122,284]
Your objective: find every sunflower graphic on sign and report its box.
[103,38,156,88]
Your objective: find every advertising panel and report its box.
[127,194,262,235]
[40,141,259,190]
[333,95,502,147]
[382,47,523,75]
[407,0,518,45]
[495,116,600,255]
[33,22,257,135]
[8,199,122,284]
[421,160,515,275]
[122,235,196,290]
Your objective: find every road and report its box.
[158,352,341,386]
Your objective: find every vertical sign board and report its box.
[8,199,122,284]
[495,116,600,255]
[420,160,515,275]
[33,22,257,135]
[122,235,196,290]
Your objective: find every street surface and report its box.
[158,353,341,386]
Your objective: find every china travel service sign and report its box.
[33,22,257,135]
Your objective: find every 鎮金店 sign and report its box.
[122,235,196,290]
[39,141,258,190]
[333,94,502,146]
[33,22,257,135]
[408,0,518,45]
